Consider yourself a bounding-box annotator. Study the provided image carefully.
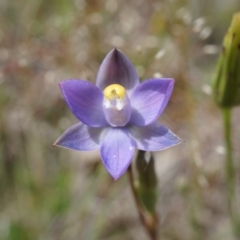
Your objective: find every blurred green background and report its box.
[1,0,240,239]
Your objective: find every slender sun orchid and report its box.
[54,49,181,180]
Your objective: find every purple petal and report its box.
[60,80,108,127]
[129,122,182,151]
[130,79,174,126]
[96,49,139,95]
[100,128,135,180]
[54,123,106,151]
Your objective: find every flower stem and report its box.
[127,164,159,240]
[222,107,240,238]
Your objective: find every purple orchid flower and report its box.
[54,48,181,180]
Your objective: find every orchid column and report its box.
[54,49,181,239]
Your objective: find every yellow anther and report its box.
[103,84,126,100]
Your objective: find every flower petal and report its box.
[54,123,106,151]
[130,78,174,126]
[129,122,182,151]
[100,128,135,180]
[96,49,139,95]
[60,80,108,127]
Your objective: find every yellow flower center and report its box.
[103,84,126,100]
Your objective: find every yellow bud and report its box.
[103,84,126,100]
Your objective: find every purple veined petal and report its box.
[60,80,108,127]
[129,122,182,151]
[129,78,174,126]
[54,123,107,151]
[100,127,136,180]
[96,49,139,95]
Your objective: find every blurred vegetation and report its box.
[0,0,240,239]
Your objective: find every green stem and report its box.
[222,108,234,196]
[127,164,158,240]
[222,107,239,238]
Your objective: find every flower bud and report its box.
[213,13,240,107]
[135,151,158,213]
